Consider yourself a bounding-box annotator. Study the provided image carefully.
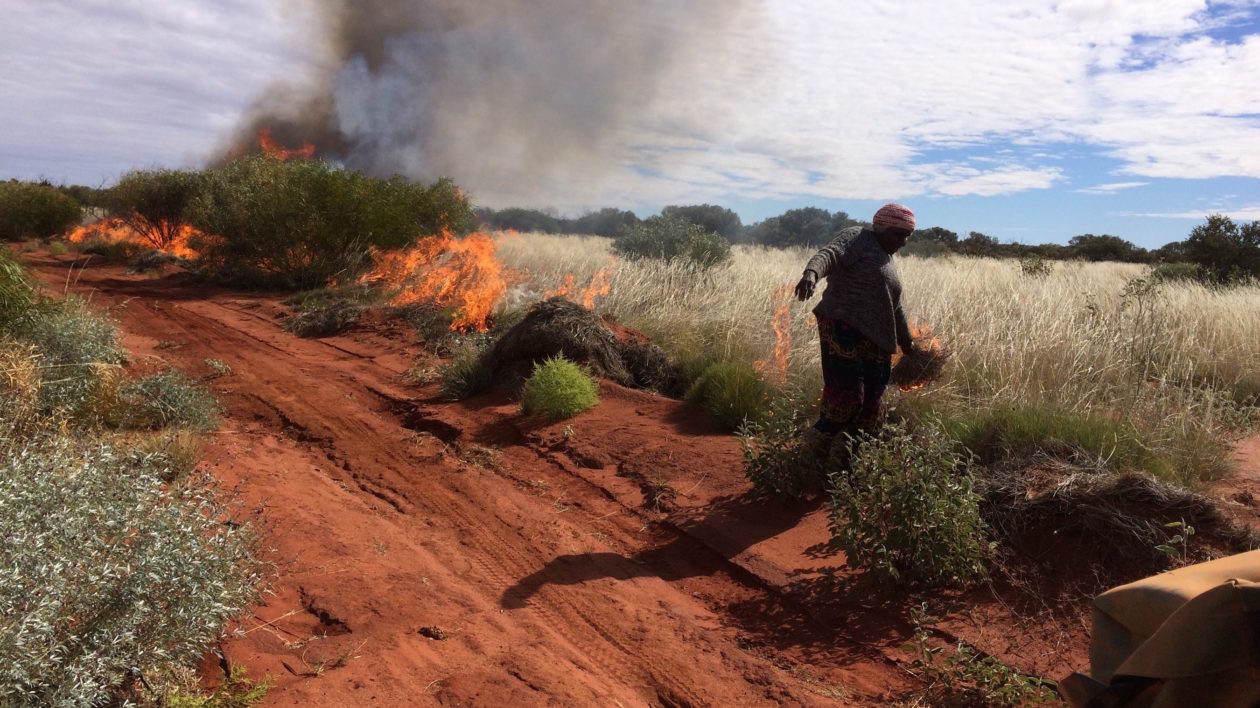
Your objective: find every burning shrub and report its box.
[520,355,600,421]
[187,156,474,289]
[0,181,81,241]
[829,420,989,588]
[612,215,732,268]
[104,169,204,250]
[483,297,676,392]
[684,360,770,431]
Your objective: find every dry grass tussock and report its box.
[494,232,1260,484]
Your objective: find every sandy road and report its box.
[29,254,923,706]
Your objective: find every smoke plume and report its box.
[227,0,752,208]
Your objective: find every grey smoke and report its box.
[229,0,753,207]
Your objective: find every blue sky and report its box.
[2,1,1259,248]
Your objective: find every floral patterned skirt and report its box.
[815,315,891,435]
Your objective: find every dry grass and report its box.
[493,232,1260,484]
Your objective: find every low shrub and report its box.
[937,404,1172,479]
[740,398,826,500]
[76,238,147,261]
[0,181,81,241]
[520,355,600,421]
[829,420,989,587]
[612,215,732,268]
[438,339,494,400]
[46,241,69,257]
[188,156,474,289]
[1150,261,1203,283]
[284,300,366,338]
[15,297,126,421]
[0,248,34,324]
[114,370,220,431]
[685,360,770,431]
[0,436,260,705]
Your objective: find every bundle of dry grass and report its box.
[982,466,1256,572]
[483,297,676,391]
[891,346,951,391]
[284,299,365,338]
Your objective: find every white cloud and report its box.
[1125,205,1260,220]
[1076,181,1150,194]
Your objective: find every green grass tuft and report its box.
[520,355,600,421]
[685,360,770,431]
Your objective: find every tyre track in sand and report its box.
[28,258,910,705]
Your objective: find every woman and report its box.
[794,203,917,439]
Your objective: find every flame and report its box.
[259,128,315,161]
[892,319,945,392]
[359,230,511,332]
[544,259,615,309]
[754,284,793,385]
[66,218,201,259]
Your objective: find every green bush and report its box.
[15,297,126,421]
[0,181,81,241]
[1150,261,1204,283]
[0,436,260,705]
[740,398,826,500]
[438,339,494,400]
[937,404,1173,479]
[829,420,989,587]
[114,370,220,431]
[187,156,474,289]
[0,248,34,325]
[1181,214,1260,284]
[105,168,204,249]
[520,355,600,421]
[685,360,769,430]
[612,215,732,268]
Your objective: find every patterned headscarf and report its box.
[873,203,915,232]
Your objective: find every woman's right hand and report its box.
[794,271,817,301]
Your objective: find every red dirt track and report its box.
[25,253,1100,706]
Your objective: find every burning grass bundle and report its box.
[891,324,950,391]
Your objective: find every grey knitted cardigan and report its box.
[804,226,913,355]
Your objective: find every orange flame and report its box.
[66,218,201,259]
[892,319,945,392]
[545,259,615,309]
[259,128,315,161]
[358,230,511,332]
[755,285,793,385]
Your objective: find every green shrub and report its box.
[0,436,260,705]
[520,355,600,421]
[438,339,494,400]
[187,156,474,289]
[105,168,204,249]
[740,398,826,500]
[937,404,1172,478]
[612,215,732,268]
[114,370,220,431]
[16,297,126,421]
[1018,255,1053,278]
[1150,261,1204,283]
[829,420,989,587]
[0,181,81,241]
[0,249,34,325]
[685,360,769,430]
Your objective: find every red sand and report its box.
[31,251,1251,705]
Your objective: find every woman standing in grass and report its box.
[794,203,918,440]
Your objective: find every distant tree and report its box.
[660,204,743,241]
[479,207,563,233]
[747,207,840,248]
[612,215,731,268]
[1182,214,1260,283]
[0,181,82,241]
[1067,234,1148,263]
[571,207,640,237]
[903,226,959,257]
[957,231,1001,257]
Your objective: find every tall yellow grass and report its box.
[494,232,1260,481]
